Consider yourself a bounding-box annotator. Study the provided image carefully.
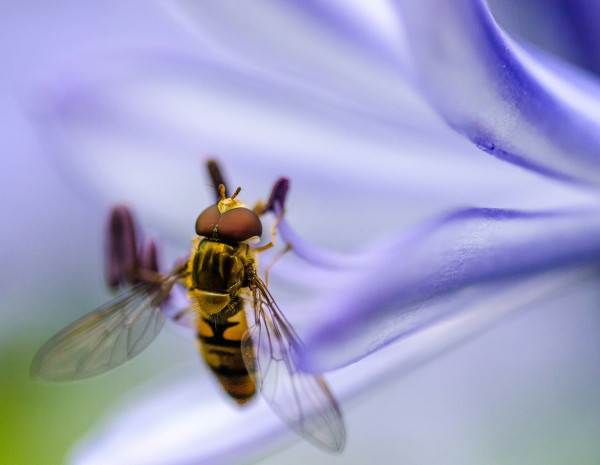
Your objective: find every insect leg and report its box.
[252,200,267,216]
[264,244,292,287]
[253,207,285,253]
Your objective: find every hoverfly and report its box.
[31,163,346,453]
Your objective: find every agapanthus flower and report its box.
[31,1,600,464]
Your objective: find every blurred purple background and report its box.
[2,2,600,464]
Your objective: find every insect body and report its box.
[186,189,262,404]
[190,240,256,403]
[31,181,346,452]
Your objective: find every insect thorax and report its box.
[186,239,255,317]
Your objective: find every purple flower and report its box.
[31,1,600,464]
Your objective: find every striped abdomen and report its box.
[186,239,256,404]
[196,296,255,404]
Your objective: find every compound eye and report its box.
[218,208,262,241]
[196,205,221,237]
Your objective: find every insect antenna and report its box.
[230,187,242,200]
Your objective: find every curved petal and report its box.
[487,0,600,75]
[32,51,596,247]
[163,0,429,125]
[68,369,294,465]
[558,0,600,74]
[394,0,600,185]
[69,267,595,465]
[294,206,600,372]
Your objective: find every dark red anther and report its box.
[206,159,228,202]
[138,237,160,274]
[105,205,139,289]
[218,208,262,241]
[264,177,290,214]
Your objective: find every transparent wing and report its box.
[31,281,169,381]
[241,277,346,452]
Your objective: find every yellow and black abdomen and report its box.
[196,298,255,404]
[186,238,256,404]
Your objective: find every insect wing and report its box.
[241,278,346,452]
[31,282,166,381]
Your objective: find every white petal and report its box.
[163,0,424,124]
[69,369,293,465]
